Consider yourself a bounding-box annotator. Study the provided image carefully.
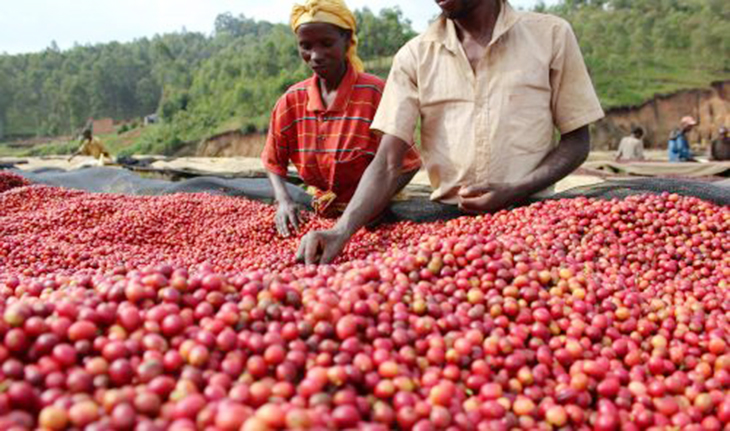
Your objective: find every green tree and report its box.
[356,7,417,59]
[2,2,726,155]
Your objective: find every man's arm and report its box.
[296,135,416,264]
[459,125,590,213]
[514,125,590,195]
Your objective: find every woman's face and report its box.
[296,22,349,82]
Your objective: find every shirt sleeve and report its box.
[550,20,605,134]
[636,140,645,160]
[371,44,421,147]
[261,97,291,177]
[615,139,625,160]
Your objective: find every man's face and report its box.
[296,23,349,81]
[435,0,481,20]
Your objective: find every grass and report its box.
[594,60,728,109]
[0,125,159,158]
[0,139,76,158]
[0,143,23,157]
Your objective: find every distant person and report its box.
[68,129,111,165]
[261,0,421,236]
[710,126,729,161]
[615,126,645,161]
[668,116,696,162]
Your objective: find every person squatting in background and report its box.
[668,116,696,162]
[615,126,645,162]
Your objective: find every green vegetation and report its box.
[0,1,728,156]
[0,128,146,158]
[541,0,729,107]
[0,7,415,155]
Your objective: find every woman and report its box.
[261,0,421,237]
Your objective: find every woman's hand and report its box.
[275,200,303,237]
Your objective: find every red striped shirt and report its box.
[262,65,421,205]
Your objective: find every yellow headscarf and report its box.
[290,0,364,73]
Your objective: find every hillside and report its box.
[546,0,729,108]
[0,1,728,156]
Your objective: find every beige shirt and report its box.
[371,3,605,203]
[616,136,645,161]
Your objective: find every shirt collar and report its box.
[422,1,521,54]
[306,62,358,113]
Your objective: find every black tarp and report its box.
[8,167,729,223]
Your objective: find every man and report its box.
[297,0,604,264]
[710,126,729,161]
[615,126,645,161]
[668,116,696,162]
[68,128,111,165]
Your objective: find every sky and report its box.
[0,0,557,55]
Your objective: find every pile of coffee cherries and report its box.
[0,171,727,430]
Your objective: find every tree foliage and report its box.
[355,7,417,59]
[0,7,414,144]
[547,0,729,107]
[0,1,727,152]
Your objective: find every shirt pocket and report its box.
[505,70,554,155]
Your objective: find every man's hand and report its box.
[457,182,524,214]
[274,201,303,238]
[290,134,415,265]
[296,228,350,265]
